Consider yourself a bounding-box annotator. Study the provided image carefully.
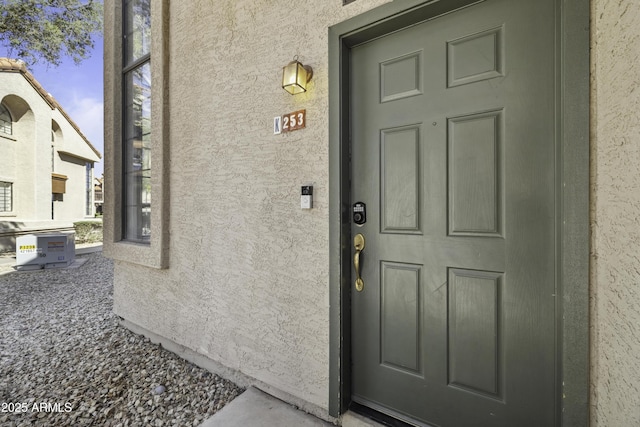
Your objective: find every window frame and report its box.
[122,0,152,243]
[86,162,93,216]
[0,103,12,135]
[0,181,13,213]
[103,0,169,269]
[122,58,151,243]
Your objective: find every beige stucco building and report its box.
[0,59,102,252]
[103,0,639,425]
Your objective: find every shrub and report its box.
[74,221,103,244]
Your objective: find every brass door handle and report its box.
[354,233,365,292]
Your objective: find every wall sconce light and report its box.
[282,57,313,95]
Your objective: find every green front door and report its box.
[350,0,558,425]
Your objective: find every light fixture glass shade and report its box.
[282,60,312,95]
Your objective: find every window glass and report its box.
[123,0,151,66]
[86,162,93,216]
[0,104,11,135]
[51,131,56,171]
[0,182,12,212]
[123,56,151,241]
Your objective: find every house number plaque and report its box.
[274,109,306,134]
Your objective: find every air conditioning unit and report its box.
[15,233,75,271]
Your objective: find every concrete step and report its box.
[200,387,332,427]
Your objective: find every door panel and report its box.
[381,125,422,233]
[381,261,422,374]
[350,0,557,425]
[448,268,502,398]
[448,110,502,236]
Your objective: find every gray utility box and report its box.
[16,233,75,271]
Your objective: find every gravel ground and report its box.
[0,252,243,427]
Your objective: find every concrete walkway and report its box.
[199,387,384,427]
[200,387,333,427]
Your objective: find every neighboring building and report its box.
[94,176,104,215]
[103,1,638,426]
[0,58,102,252]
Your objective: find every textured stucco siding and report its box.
[110,0,392,416]
[591,1,640,426]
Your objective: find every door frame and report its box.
[328,0,590,425]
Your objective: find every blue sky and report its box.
[3,38,105,176]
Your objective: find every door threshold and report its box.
[348,402,428,427]
[342,410,387,427]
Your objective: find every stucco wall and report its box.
[0,72,53,220]
[52,107,98,220]
[109,0,392,416]
[54,154,91,220]
[590,1,640,425]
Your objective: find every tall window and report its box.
[0,182,12,212]
[86,162,93,216]
[123,0,151,242]
[0,103,12,135]
[51,131,56,171]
